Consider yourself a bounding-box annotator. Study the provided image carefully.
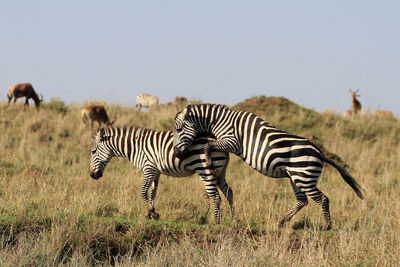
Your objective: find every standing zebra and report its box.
[89,125,234,223]
[172,104,364,230]
[136,94,159,112]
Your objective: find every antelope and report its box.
[162,96,188,107]
[136,93,159,112]
[343,110,353,117]
[81,105,115,128]
[7,83,43,110]
[349,89,362,115]
[374,110,393,118]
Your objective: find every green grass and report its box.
[0,97,399,266]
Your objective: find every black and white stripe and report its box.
[89,125,233,223]
[173,104,363,230]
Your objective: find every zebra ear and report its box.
[178,105,191,120]
[100,127,106,137]
[97,127,105,139]
[186,104,192,115]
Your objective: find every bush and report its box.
[41,98,69,115]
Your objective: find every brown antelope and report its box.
[343,109,353,117]
[349,89,362,115]
[162,96,188,107]
[136,93,159,112]
[374,110,393,118]
[7,83,43,110]
[81,105,115,128]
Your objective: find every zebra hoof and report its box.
[151,212,160,220]
[278,219,288,228]
[322,223,332,231]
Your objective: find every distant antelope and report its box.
[81,105,114,128]
[7,83,43,110]
[163,96,188,106]
[375,110,393,118]
[343,110,353,118]
[349,89,361,115]
[136,94,159,112]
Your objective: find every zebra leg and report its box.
[148,174,160,220]
[309,189,332,230]
[287,174,332,230]
[203,143,219,178]
[203,143,213,168]
[216,166,234,218]
[278,179,308,228]
[141,168,160,220]
[199,174,221,224]
[205,138,240,168]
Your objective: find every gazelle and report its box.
[349,89,361,115]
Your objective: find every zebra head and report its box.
[89,127,114,180]
[173,105,198,158]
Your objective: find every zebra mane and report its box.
[97,125,171,138]
[198,103,229,110]
[186,103,229,115]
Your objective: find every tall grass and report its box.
[0,99,399,266]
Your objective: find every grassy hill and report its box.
[0,97,399,266]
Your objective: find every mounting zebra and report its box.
[172,104,364,230]
[89,125,234,224]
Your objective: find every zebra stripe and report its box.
[173,104,363,230]
[89,125,234,223]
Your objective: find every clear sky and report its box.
[1,1,399,114]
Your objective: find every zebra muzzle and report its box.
[90,169,103,180]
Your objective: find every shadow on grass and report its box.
[292,218,316,230]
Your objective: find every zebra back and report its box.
[136,94,159,107]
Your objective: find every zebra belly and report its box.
[161,169,194,178]
[258,164,288,178]
[241,157,289,178]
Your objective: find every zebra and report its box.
[172,104,364,230]
[136,93,159,112]
[89,125,234,224]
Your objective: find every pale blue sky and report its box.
[1,1,399,114]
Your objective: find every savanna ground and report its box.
[0,96,399,266]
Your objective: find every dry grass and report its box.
[0,97,399,266]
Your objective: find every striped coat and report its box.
[90,125,233,223]
[136,94,159,111]
[173,104,363,230]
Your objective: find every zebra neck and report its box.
[105,126,147,163]
[104,126,173,170]
[208,107,238,137]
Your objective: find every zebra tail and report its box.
[323,157,364,199]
